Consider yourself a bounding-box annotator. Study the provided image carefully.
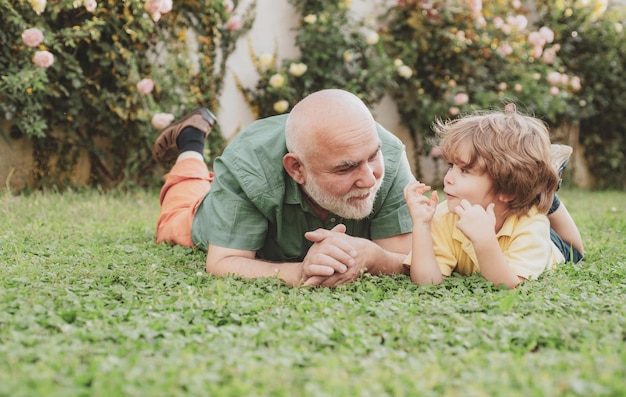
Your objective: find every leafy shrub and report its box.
[0,0,254,188]
[535,1,626,189]
[379,0,588,177]
[237,0,396,119]
[378,0,626,188]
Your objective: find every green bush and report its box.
[380,0,587,176]
[379,0,624,188]
[535,1,626,189]
[237,0,395,119]
[0,0,254,188]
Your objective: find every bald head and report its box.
[285,89,376,160]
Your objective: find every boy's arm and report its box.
[455,201,522,289]
[409,222,444,285]
[471,237,523,289]
[403,182,444,285]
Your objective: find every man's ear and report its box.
[283,153,305,184]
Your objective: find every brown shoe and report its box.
[550,144,573,176]
[152,108,217,164]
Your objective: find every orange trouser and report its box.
[156,158,214,247]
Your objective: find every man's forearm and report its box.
[206,255,303,286]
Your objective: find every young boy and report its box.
[403,106,584,289]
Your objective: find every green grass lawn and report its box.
[0,188,624,397]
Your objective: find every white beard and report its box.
[303,171,384,220]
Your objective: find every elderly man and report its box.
[154,89,415,286]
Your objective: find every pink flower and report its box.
[225,15,242,31]
[547,71,561,85]
[499,42,513,56]
[84,0,97,12]
[532,45,543,59]
[469,0,482,15]
[145,0,171,21]
[539,26,554,44]
[136,78,155,95]
[528,31,546,48]
[542,47,557,64]
[454,93,469,105]
[493,17,504,29]
[449,107,459,116]
[224,0,234,13]
[430,146,442,158]
[22,28,44,48]
[549,86,560,96]
[507,15,528,31]
[570,76,582,91]
[32,50,54,68]
[151,113,175,129]
[159,0,172,13]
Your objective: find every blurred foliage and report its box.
[237,0,395,119]
[0,0,254,189]
[535,1,625,189]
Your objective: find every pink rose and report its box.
[32,50,54,68]
[469,0,482,15]
[22,28,44,48]
[145,0,171,21]
[159,0,172,13]
[430,146,442,158]
[454,93,469,105]
[570,76,581,91]
[151,113,175,129]
[547,71,561,85]
[507,15,528,31]
[224,0,234,13]
[499,43,513,56]
[549,86,560,96]
[539,26,554,44]
[449,107,459,116]
[84,0,97,12]
[532,45,543,59]
[225,15,242,31]
[542,47,557,64]
[136,78,155,95]
[528,31,546,48]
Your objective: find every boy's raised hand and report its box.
[403,181,439,224]
[454,200,497,242]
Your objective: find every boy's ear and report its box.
[283,153,305,184]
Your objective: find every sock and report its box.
[176,127,205,155]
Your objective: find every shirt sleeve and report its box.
[500,214,554,280]
[192,155,269,251]
[430,207,459,277]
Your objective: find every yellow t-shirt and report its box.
[404,202,565,280]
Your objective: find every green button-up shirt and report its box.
[191,114,414,262]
